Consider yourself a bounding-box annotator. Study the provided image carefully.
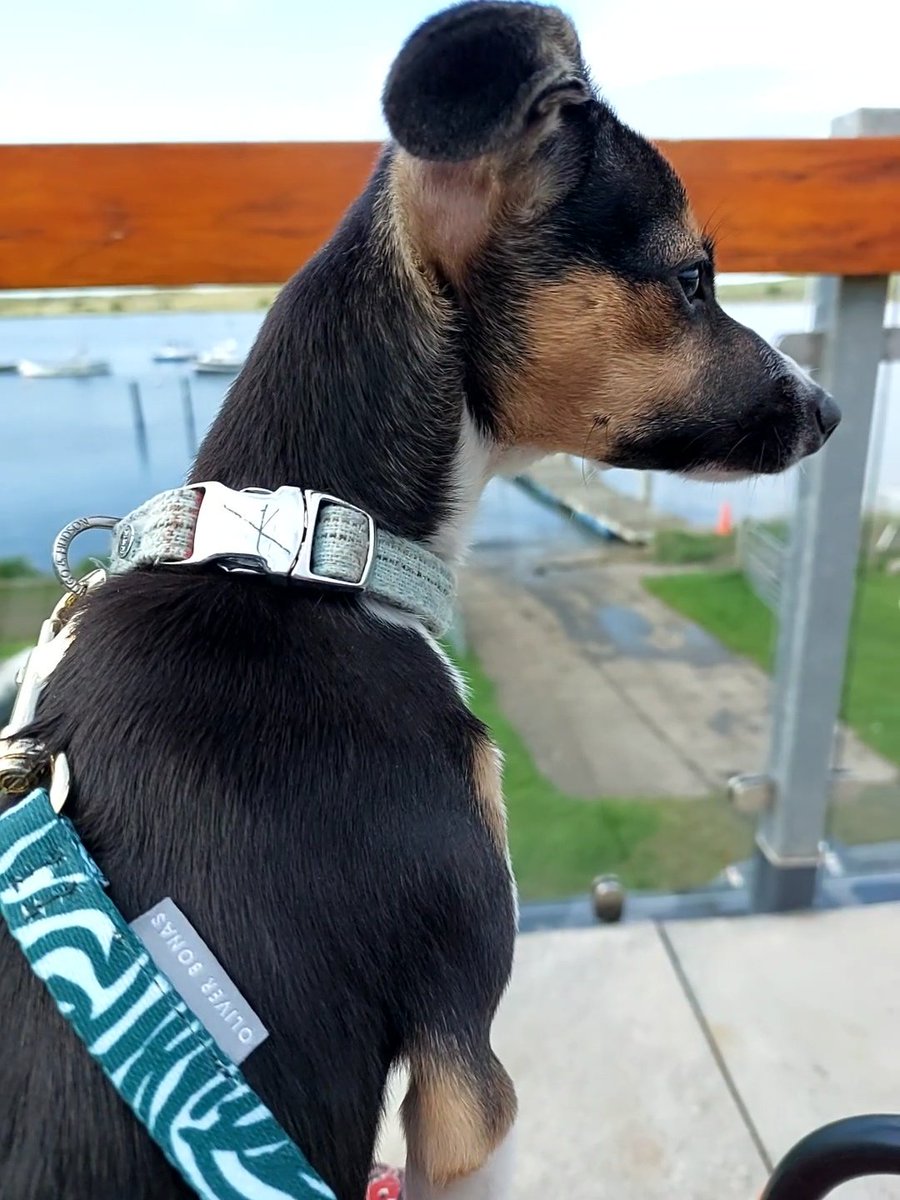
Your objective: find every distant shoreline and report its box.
[0,278,840,319]
[0,286,280,319]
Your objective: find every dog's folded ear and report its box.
[382,3,593,277]
[383,1,591,164]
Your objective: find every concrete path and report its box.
[460,545,896,799]
[377,903,900,1198]
[668,907,900,1196]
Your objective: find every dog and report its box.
[0,3,839,1198]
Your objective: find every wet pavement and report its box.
[463,480,896,799]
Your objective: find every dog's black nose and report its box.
[815,392,841,441]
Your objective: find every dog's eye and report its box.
[677,266,701,301]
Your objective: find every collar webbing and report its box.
[106,483,455,637]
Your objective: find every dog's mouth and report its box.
[588,375,840,480]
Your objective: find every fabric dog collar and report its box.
[0,787,335,1200]
[102,483,455,637]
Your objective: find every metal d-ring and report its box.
[52,515,120,594]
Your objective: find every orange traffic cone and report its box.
[716,501,733,537]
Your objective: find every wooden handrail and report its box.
[2,139,900,289]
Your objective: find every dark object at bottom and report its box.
[590,875,625,923]
[762,1115,900,1199]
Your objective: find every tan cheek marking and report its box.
[402,1049,517,1186]
[499,268,704,454]
[471,733,507,853]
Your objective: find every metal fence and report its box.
[736,521,787,613]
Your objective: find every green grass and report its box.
[3,277,899,321]
[5,548,895,890]
[0,557,758,898]
[716,278,900,303]
[646,570,776,667]
[716,279,807,302]
[0,640,31,660]
[455,648,752,899]
[0,578,62,655]
[0,558,107,662]
[645,569,900,766]
[0,557,42,580]
[652,528,736,565]
[830,785,900,845]
[0,285,280,319]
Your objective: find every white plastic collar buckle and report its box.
[182,483,375,591]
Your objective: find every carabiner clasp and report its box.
[52,515,118,594]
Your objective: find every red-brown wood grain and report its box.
[2,138,899,288]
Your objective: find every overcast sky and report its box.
[3,0,898,145]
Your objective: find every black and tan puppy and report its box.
[1,4,838,1199]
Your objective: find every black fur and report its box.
[3,577,517,1200]
[193,160,460,543]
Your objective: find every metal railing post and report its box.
[751,108,899,913]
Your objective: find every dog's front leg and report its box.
[402,1040,517,1200]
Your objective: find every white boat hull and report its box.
[152,346,196,363]
[194,360,242,375]
[17,359,111,379]
[194,338,243,376]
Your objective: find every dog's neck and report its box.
[191,163,499,567]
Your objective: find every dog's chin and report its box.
[585,458,759,481]
[681,451,806,481]
[680,466,757,483]
[679,417,833,480]
[685,436,820,481]
[587,436,812,480]
[586,459,790,482]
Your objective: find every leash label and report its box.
[132,897,269,1064]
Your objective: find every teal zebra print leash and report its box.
[0,788,335,1200]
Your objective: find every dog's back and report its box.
[2,572,515,1200]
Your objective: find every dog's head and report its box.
[382,0,839,477]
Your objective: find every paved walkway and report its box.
[377,903,900,1199]
[459,546,895,799]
